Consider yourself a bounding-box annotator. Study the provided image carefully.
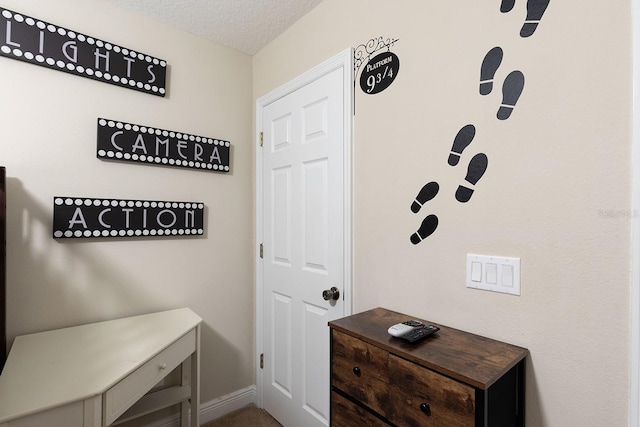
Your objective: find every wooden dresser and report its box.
[329,308,528,426]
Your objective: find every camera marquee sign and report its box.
[53,197,204,239]
[97,118,231,172]
[0,7,167,96]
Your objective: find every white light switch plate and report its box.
[466,254,521,295]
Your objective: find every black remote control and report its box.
[399,324,440,343]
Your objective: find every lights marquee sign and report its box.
[53,197,204,239]
[0,7,167,96]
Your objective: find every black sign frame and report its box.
[359,51,400,95]
[53,197,204,239]
[0,7,167,96]
[354,36,400,95]
[97,118,231,173]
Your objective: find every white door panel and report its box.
[257,50,352,427]
[272,292,293,397]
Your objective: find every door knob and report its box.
[322,287,340,301]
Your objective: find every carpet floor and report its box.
[201,405,282,427]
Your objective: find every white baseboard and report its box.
[199,385,257,424]
[147,385,257,427]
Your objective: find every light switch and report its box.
[466,253,520,295]
[502,264,514,287]
[486,263,498,284]
[471,261,482,282]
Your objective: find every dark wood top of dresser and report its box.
[329,307,528,390]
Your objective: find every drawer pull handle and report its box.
[352,366,361,377]
[159,363,167,370]
[420,402,431,416]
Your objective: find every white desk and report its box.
[0,308,202,427]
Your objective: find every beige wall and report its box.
[0,0,254,408]
[254,0,632,425]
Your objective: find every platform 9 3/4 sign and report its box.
[360,51,400,95]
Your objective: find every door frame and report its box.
[254,48,354,408]
[633,0,640,425]
[632,0,640,424]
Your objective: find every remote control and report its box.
[399,325,440,343]
[387,320,425,337]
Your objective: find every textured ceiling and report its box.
[108,0,324,55]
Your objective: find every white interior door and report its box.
[256,50,352,427]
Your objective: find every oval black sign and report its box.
[360,51,400,95]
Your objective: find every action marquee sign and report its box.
[0,7,167,96]
[53,197,204,239]
[97,118,231,173]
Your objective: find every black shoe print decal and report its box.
[500,0,516,13]
[410,214,439,245]
[520,0,551,37]
[455,153,488,203]
[411,181,439,213]
[448,124,476,166]
[497,70,525,120]
[480,47,503,96]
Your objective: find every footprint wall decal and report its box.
[521,0,551,37]
[500,0,516,13]
[455,153,488,203]
[497,70,525,120]
[480,47,504,96]
[410,214,439,245]
[411,181,439,213]
[448,125,476,166]
[501,0,551,37]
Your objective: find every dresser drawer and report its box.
[331,330,389,417]
[104,328,196,425]
[388,355,475,427]
[331,391,389,427]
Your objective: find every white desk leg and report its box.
[190,325,201,427]
[83,395,102,427]
[179,358,189,427]
[180,398,189,426]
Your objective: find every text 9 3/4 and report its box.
[360,51,400,95]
